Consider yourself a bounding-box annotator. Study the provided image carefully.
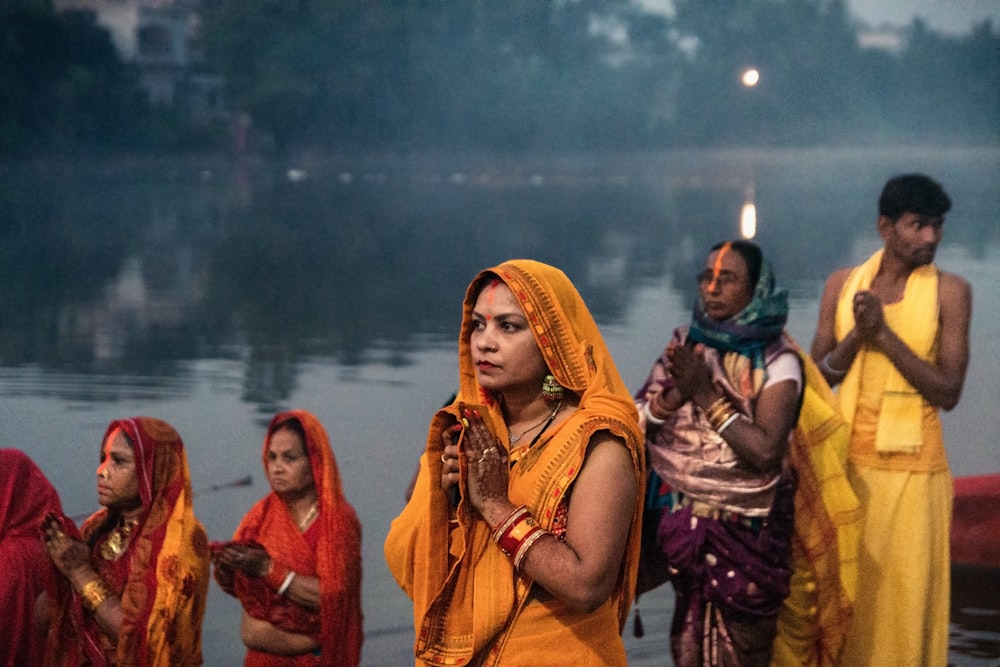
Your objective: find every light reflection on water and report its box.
[1,148,997,665]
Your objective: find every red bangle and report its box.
[513,527,549,570]
[492,505,535,557]
[491,505,550,567]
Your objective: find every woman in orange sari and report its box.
[212,410,363,667]
[385,259,644,665]
[40,417,210,666]
[1,449,63,667]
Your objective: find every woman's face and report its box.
[470,280,549,397]
[266,426,315,498]
[96,429,141,511]
[698,245,755,320]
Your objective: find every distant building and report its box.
[54,0,225,125]
[856,24,906,54]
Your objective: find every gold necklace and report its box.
[298,503,318,531]
[100,518,139,560]
[508,400,563,445]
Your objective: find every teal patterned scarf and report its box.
[687,256,788,374]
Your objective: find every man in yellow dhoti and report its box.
[810,173,972,666]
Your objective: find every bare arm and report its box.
[515,434,636,612]
[811,267,859,386]
[699,379,799,471]
[240,611,320,655]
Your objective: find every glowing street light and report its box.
[741,68,760,87]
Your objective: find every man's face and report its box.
[881,211,944,267]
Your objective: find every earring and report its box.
[542,374,564,402]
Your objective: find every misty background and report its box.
[1,0,997,156]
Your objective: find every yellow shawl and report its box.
[835,249,939,453]
[772,346,862,666]
[384,259,643,666]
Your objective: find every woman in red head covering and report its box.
[40,417,210,666]
[212,409,363,666]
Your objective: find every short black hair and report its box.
[711,239,763,287]
[878,173,951,220]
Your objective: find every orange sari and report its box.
[216,410,363,667]
[385,259,643,666]
[44,418,210,667]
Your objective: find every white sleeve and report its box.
[763,351,803,393]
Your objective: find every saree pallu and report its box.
[770,349,861,667]
[0,450,63,667]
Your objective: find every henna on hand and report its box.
[459,403,510,514]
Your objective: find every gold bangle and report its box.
[705,397,731,423]
[706,396,729,415]
[711,410,738,431]
[80,577,111,612]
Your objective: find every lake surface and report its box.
[1,147,997,665]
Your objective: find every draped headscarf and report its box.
[385,259,643,665]
[688,242,789,390]
[1,449,63,667]
[220,410,363,667]
[45,417,210,667]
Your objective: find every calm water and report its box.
[1,147,997,666]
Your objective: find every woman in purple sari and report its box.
[636,240,802,666]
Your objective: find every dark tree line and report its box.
[1,0,997,154]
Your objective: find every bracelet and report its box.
[494,508,538,558]
[819,352,848,379]
[264,560,291,590]
[642,402,666,426]
[277,570,296,596]
[80,577,111,612]
[491,505,530,542]
[513,526,550,571]
[704,397,732,426]
[716,412,740,435]
[493,505,548,560]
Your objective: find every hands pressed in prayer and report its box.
[667,340,715,403]
[852,290,886,344]
[212,542,272,579]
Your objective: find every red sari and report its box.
[44,418,210,667]
[215,410,363,667]
[0,449,63,667]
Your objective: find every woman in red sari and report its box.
[0,449,63,667]
[40,417,210,666]
[212,409,363,666]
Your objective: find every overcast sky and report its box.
[637,0,998,35]
[849,0,999,34]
